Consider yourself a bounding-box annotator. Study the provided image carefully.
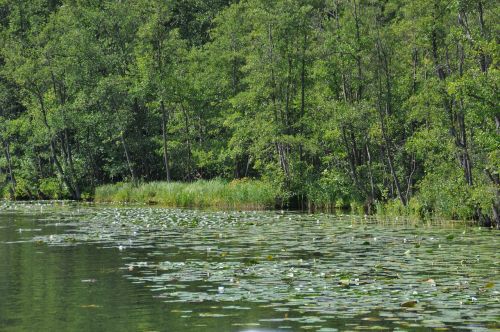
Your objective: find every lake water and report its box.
[0,202,498,331]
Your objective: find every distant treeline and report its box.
[0,0,498,225]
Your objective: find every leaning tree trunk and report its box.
[34,89,79,199]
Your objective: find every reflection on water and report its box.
[0,202,498,331]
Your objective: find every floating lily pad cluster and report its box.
[24,205,500,331]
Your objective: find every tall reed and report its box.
[94,179,277,209]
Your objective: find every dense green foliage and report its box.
[0,0,498,224]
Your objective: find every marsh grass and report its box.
[94,179,277,209]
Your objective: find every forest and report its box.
[0,0,498,225]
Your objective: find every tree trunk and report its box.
[64,129,80,199]
[342,126,360,191]
[374,37,406,206]
[379,112,406,206]
[34,88,78,199]
[3,140,16,197]
[405,154,417,203]
[120,132,136,183]
[485,169,500,229]
[180,105,192,180]
[276,142,290,179]
[160,101,171,181]
[301,33,306,118]
[477,1,489,73]
[365,143,375,203]
[457,106,473,186]
[352,0,363,101]
[50,70,80,198]
[244,156,252,178]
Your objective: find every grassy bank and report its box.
[7,176,490,225]
[94,179,278,209]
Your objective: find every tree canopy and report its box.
[0,0,498,225]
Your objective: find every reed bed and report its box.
[94,179,277,209]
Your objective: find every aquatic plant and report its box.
[94,179,277,209]
[17,204,499,331]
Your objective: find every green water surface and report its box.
[0,202,498,331]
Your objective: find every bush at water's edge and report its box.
[2,176,491,224]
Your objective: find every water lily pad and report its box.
[400,300,418,308]
[4,204,498,331]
